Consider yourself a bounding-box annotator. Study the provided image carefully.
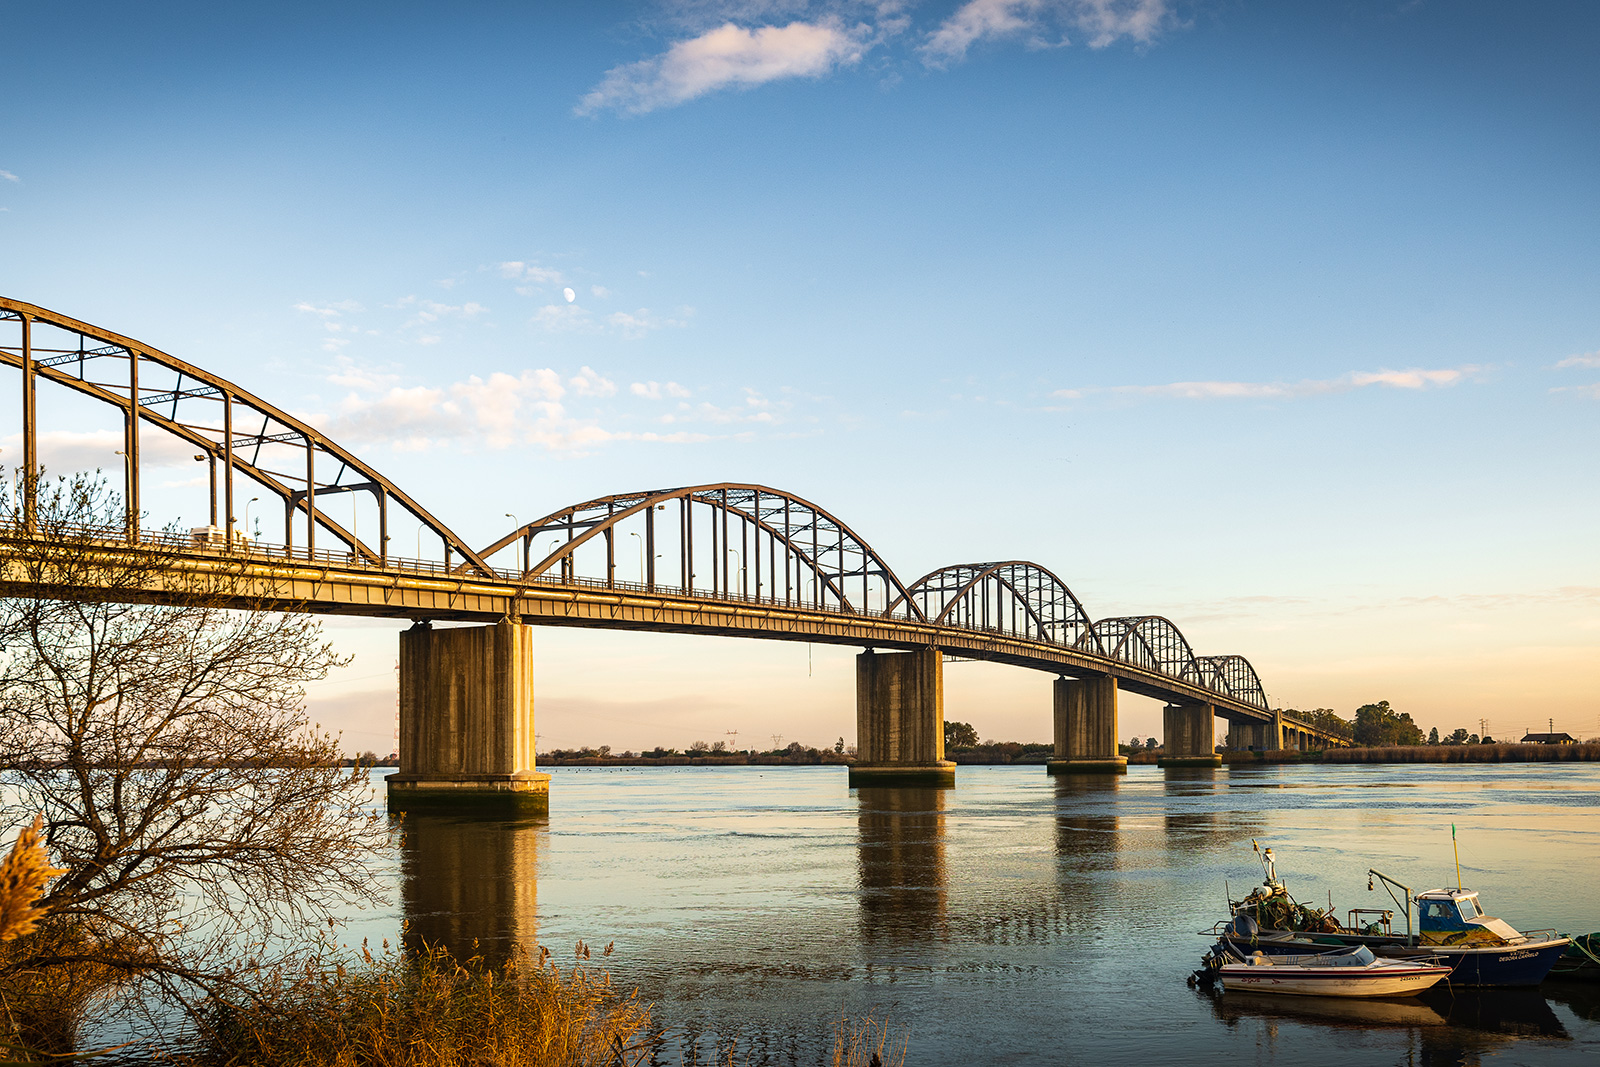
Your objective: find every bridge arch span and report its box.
[0,297,490,573]
[478,483,929,621]
[893,561,1092,647]
[1196,654,1270,711]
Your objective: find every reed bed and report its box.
[190,942,652,1067]
[829,1015,906,1067]
[1324,743,1600,764]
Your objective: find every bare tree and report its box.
[0,472,386,1045]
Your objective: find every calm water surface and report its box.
[364,764,1600,1066]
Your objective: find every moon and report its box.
[562,287,576,303]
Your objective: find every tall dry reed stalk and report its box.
[829,1015,907,1067]
[0,817,62,944]
[191,941,652,1067]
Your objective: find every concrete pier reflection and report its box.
[855,786,948,947]
[399,813,544,964]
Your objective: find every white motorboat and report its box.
[1218,944,1451,998]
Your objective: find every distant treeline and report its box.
[1324,743,1600,763]
[539,741,851,767]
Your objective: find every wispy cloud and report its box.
[921,0,1171,66]
[322,368,773,454]
[631,380,693,400]
[1052,365,1484,402]
[577,1,1178,115]
[294,300,365,318]
[578,19,872,115]
[1554,350,1600,369]
[0,170,19,183]
[497,261,566,285]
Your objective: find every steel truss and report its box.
[0,297,488,573]
[478,484,927,620]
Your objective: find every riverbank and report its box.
[537,744,1600,768]
[1325,742,1600,763]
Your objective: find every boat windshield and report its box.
[1351,945,1375,965]
[1458,897,1480,919]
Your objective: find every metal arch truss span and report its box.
[896,561,1091,647]
[477,484,929,622]
[0,297,490,574]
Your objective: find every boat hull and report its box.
[1219,965,1450,998]
[1415,939,1571,987]
[1220,932,1570,987]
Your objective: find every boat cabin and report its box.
[1415,889,1524,946]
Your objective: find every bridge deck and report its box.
[0,532,1344,741]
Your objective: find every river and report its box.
[361,763,1600,1066]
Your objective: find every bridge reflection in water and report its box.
[856,787,948,951]
[398,813,544,965]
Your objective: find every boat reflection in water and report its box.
[398,812,544,964]
[1203,984,1569,1065]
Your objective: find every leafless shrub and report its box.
[0,472,386,1044]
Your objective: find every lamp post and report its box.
[194,453,217,528]
[727,547,745,597]
[243,497,259,549]
[113,449,133,541]
[630,532,643,582]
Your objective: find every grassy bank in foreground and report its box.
[189,944,904,1067]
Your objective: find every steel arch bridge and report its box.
[0,297,1344,746]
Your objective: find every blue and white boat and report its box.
[1408,887,1570,987]
[1214,850,1569,987]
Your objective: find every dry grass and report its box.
[0,817,64,945]
[1324,743,1600,764]
[190,941,652,1067]
[829,1016,906,1067]
[0,924,134,1056]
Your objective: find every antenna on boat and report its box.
[1452,824,1462,891]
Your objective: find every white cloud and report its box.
[531,303,597,333]
[327,370,590,452]
[325,356,399,391]
[578,19,871,115]
[921,0,1170,66]
[1554,350,1600,369]
[591,285,612,298]
[1051,365,1483,402]
[631,380,694,400]
[569,366,618,397]
[608,308,689,339]
[0,170,19,183]
[497,261,566,285]
[1,429,194,473]
[294,299,365,318]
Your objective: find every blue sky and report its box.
[3,1,1598,752]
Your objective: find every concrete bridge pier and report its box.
[1229,719,1269,751]
[849,649,956,786]
[387,620,551,814]
[1048,676,1128,774]
[1158,703,1222,767]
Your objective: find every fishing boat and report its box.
[1215,944,1451,998]
[1212,844,1570,987]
